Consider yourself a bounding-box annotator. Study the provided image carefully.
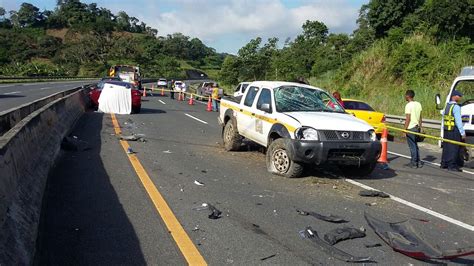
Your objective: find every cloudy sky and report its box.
[1,0,368,53]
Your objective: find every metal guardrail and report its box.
[385,114,441,129]
[0,76,97,80]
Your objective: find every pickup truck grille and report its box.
[328,149,365,159]
[321,130,368,141]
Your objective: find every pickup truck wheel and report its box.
[266,139,304,178]
[339,162,376,177]
[223,121,242,151]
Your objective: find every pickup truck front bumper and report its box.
[285,139,381,166]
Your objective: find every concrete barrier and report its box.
[0,88,90,264]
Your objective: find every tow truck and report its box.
[109,65,142,90]
[218,81,381,178]
[435,66,474,166]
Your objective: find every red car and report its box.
[89,80,142,113]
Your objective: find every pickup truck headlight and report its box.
[296,127,319,140]
[369,130,377,141]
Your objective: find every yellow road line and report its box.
[111,113,207,266]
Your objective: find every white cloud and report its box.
[147,0,360,52]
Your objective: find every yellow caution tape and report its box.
[385,125,474,148]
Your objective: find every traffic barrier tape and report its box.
[149,88,222,101]
[385,125,474,148]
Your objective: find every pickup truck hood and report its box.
[283,112,373,131]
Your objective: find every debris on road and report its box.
[163,150,172,154]
[126,147,135,154]
[365,212,474,260]
[119,134,146,142]
[365,243,382,248]
[61,136,90,151]
[260,254,277,261]
[296,209,348,223]
[300,227,372,263]
[323,227,366,245]
[359,190,389,198]
[193,203,222,220]
[365,202,377,206]
[194,180,205,186]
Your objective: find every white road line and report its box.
[184,113,208,124]
[345,178,474,231]
[388,151,474,175]
[0,84,14,88]
[40,87,54,90]
[3,91,20,95]
[158,100,166,105]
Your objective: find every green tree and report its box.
[421,0,473,40]
[366,0,424,37]
[17,3,43,27]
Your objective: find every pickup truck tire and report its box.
[339,162,376,177]
[223,121,242,151]
[266,139,304,178]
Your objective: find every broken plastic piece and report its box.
[301,226,372,262]
[365,243,382,248]
[365,212,474,260]
[359,190,389,198]
[260,254,276,261]
[323,227,366,245]
[207,204,222,219]
[192,203,222,220]
[163,150,172,154]
[296,209,348,223]
[127,147,134,154]
[120,134,146,142]
[194,180,205,186]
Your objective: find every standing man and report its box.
[169,79,175,100]
[404,90,423,168]
[441,90,465,172]
[211,83,220,112]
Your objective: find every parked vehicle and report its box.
[218,81,381,178]
[343,99,386,134]
[435,66,474,165]
[197,82,223,97]
[89,80,142,113]
[233,82,251,97]
[109,65,142,89]
[174,81,186,93]
[157,78,167,88]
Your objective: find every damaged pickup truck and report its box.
[218,81,381,178]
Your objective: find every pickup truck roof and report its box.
[248,81,321,91]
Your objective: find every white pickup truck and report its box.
[218,81,381,178]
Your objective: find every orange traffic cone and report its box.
[188,94,194,105]
[206,96,213,112]
[378,128,388,164]
[161,87,165,96]
[142,87,147,97]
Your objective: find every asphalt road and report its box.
[0,80,94,112]
[37,89,474,265]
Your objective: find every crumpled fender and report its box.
[364,212,474,260]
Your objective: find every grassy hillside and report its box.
[311,34,473,118]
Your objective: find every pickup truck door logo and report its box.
[255,119,263,134]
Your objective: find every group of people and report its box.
[331,88,466,171]
[403,89,465,172]
[168,80,221,112]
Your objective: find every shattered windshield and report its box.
[274,86,345,113]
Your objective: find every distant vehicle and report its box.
[197,82,223,97]
[89,80,142,113]
[219,81,380,178]
[342,99,386,134]
[435,66,474,165]
[109,65,142,89]
[174,81,186,93]
[157,78,167,88]
[233,82,251,97]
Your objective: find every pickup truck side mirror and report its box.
[260,103,272,113]
[435,94,443,110]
